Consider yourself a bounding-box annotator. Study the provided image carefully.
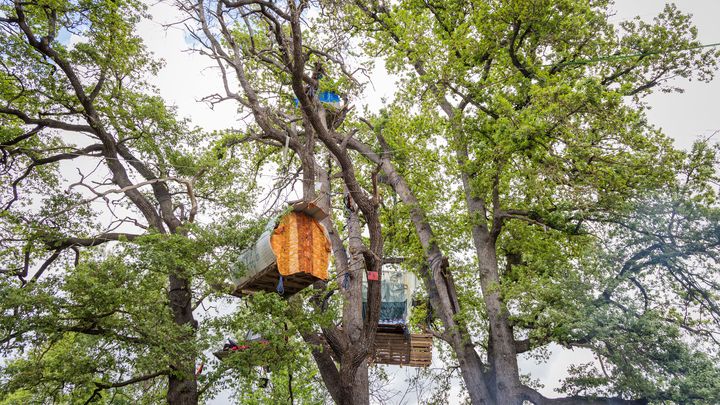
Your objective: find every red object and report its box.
[228,340,270,352]
[367,271,379,281]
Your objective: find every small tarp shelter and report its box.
[230,202,330,297]
[294,90,342,109]
[362,270,433,367]
[363,270,417,332]
[213,331,270,361]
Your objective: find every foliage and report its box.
[2,0,720,404]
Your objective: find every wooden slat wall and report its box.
[232,211,329,298]
[372,332,432,367]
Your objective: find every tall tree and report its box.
[338,0,720,404]
[0,1,255,403]
[182,1,385,403]
[3,1,719,404]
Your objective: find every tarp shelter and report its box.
[230,203,330,297]
[362,270,433,367]
[362,270,418,332]
[214,331,269,361]
[294,90,342,109]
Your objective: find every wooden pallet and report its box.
[231,263,322,298]
[372,332,432,367]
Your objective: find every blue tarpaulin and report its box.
[294,91,341,107]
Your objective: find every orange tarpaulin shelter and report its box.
[230,203,330,297]
[270,210,329,281]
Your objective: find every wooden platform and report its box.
[231,264,322,297]
[372,332,432,367]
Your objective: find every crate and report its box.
[372,332,432,367]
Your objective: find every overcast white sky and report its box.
[133,1,720,403]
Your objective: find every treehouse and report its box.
[230,202,330,297]
[363,270,433,367]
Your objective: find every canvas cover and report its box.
[231,220,277,284]
[363,270,417,326]
[231,211,329,288]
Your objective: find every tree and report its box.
[335,0,720,404]
[3,0,719,404]
[0,1,256,403]
[181,1,387,403]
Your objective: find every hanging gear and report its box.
[276,275,285,295]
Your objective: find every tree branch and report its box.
[521,385,648,405]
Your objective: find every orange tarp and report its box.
[270,211,329,280]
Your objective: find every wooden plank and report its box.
[316,331,433,367]
[371,332,433,367]
[232,264,323,297]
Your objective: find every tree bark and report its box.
[460,155,522,404]
[167,272,199,405]
[344,137,494,403]
[521,386,649,405]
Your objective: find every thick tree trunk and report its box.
[335,359,370,405]
[454,339,492,404]
[336,205,372,405]
[308,150,374,405]
[346,140,495,404]
[167,272,199,405]
[460,166,522,404]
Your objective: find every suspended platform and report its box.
[230,203,330,298]
[372,332,432,367]
[362,270,433,367]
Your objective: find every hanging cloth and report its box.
[276,276,285,295]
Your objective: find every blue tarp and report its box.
[318,91,340,103]
[293,91,341,107]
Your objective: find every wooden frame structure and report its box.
[231,264,322,297]
[371,332,432,367]
[230,203,329,298]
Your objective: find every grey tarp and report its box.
[230,219,278,287]
[363,270,418,326]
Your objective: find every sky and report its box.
[130,1,720,403]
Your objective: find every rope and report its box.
[282,133,290,169]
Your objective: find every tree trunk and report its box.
[346,141,495,404]
[454,340,492,405]
[461,167,522,404]
[167,272,199,405]
[332,360,369,405]
[336,204,372,405]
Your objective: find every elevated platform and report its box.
[372,332,432,367]
[231,264,322,297]
[230,205,330,298]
